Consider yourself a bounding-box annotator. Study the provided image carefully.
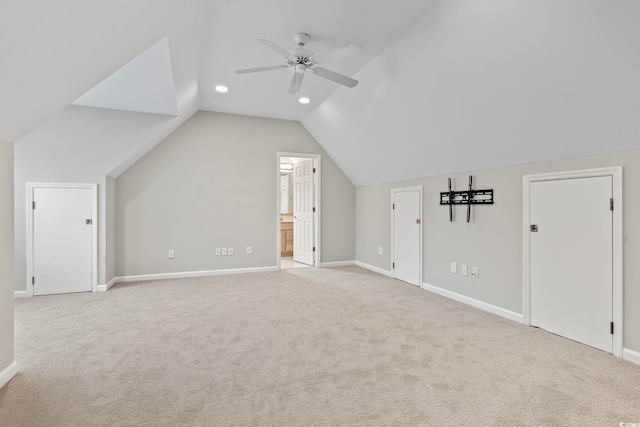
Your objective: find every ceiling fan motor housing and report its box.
[293,33,310,47]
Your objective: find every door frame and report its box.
[391,186,423,286]
[26,182,98,296]
[276,153,321,269]
[522,167,622,357]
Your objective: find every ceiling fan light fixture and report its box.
[298,97,310,104]
[215,85,228,93]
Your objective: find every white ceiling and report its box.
[198,0,440,120]
[2,0,640,187]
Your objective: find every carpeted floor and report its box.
[1,266,639,426]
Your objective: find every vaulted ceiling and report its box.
[2,0,639,186]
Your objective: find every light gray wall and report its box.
[14,105,177,291]
[106,177,116,284]
[116,111,355,277]
[356,148,640,353]
[0,139,15,375]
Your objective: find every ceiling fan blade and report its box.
[236,65,288,74]
[288,70,305,94]
[311,45,358,65]
[312,67,358,88]
[258,39,292,59]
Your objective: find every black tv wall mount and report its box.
[439,176,493,222]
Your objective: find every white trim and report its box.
[422,282,524,323]
[97,276,118,292]
[14,291,28,298]
[26,182,99,296]
[390,186,423,287]
[0,362,18,390]
[276,152,322,270]
[113,266,279,283]
[622,348,640,366]
[320,260,355,268]
[522,166,623,358]
[355,261,393,278]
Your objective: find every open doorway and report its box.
[277,153,321,270]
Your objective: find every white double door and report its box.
[529,176,613,353]
[31,185,94,295]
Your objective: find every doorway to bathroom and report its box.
[277,153,321,270]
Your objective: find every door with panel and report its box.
[529,176,612,352]
[293,159,315,265]
[32,186,94,295]
[392,187,422,287]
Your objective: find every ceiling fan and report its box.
[236,33,359,94]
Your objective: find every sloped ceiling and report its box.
[72,37,179,116]
[302,0,640,186]
[0,0,206,142]
[2,0,640,186]
[198,0,440,120]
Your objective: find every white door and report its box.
[392,188,422,286]
[33,187,93,295]
[293,159,314,265]
[530,176,612,352]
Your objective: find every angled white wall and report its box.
[0,0,207,143]
[14,106,194,291]
[0,139,16,387]
[303,0,640,186]
[73,37,179,116]
[116,112,355,277]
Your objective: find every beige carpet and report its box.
[1,266,639,426]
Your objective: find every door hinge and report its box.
[32,277,35,285]
[313,207,316,213]
[32,201,36,210]
[313,246,316,252]
[610,198,614,211]
[610,322,614,335]
[392,203,395,210]
[392,262,395,269]
[313,167,316,173]
[416,218,421,224]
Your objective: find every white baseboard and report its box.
[97,276,118,292]
[355,261,393,278]
[421,282,524,324]
[320,260,355,268]
[14,291,28,298]
[0,361,18,390]
[114,265,279,284]
[623,348,640,366]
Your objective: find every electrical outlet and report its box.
[228,247,234,256]
[378,247,383,255]
[451,262,457,273]
[461,265,468,276]
[221,247,227,256]
[246,246,252,255]
[168,249,175,259]
[215,247,221,256]
[472,266,479,278]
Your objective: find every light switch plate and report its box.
[451,262,457,273]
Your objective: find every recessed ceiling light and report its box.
[298,97,310,104]
[215,85,228,93]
